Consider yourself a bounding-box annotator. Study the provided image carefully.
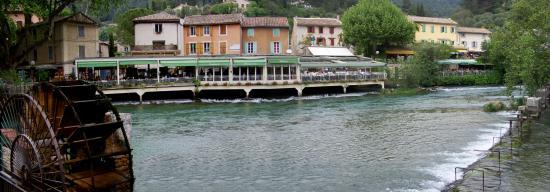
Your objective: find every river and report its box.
[117,86,513,192]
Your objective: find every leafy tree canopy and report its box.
[341,0,416,56]
[401,43,452,87]
[114,8,154,46]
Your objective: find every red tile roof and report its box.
[294,17,341,27]
[134,12,181,23]
[183,14,243,25]
[242,17,289,27]
[457,27,491,34]
[407,15,457,25]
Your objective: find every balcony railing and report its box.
[132,45,178,51]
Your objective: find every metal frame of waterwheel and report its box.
[0,81,134,191]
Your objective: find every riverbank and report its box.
[444,87,549,191]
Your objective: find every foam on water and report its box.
[420,111,514,191]
[439,86,505,92]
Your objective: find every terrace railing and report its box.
[302,72,386,82]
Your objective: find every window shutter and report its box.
[270,42,274,55]
[243,42,248,54]
[186,27,189,36]
[184,43,189,55]
[197,27,202,37]
[253,42,257,54]
[197,43,203,55]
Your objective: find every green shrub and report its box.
[483,101,506,112]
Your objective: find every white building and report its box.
[133,12,183,56]
[457,27,491,52]
[291,17,343,55]
[223,0,250,9]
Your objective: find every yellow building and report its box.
[407,15,458,46]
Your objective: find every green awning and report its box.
[119,60,158,66]
[198,59,231,67]
[233,59,266,67]
[160,59,197,67]
[77,61,117,68]
[267,56,299,65]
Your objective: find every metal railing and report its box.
[302,73,386,82]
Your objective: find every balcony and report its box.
[131,45,179,56]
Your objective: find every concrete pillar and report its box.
[381,82,385,89]
[296,87,303,97]
[343,86,347,94]
[244,89,251,99]
[116,60,120,85]
[263,65,268,83]
[229,58,234,84]
[136,91,145,104]
[296,65,301,82]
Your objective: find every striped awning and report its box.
[77,61,117,68]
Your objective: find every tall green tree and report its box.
[401,0,412,13]
[485,0,549,95]
[0,0,124,69]
[115,8,154,46]
[341,0,416,57]
[209,2,238,14]
[402,42,452,87]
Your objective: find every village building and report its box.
[6,11,41,28]
[457,27,491,53]
[132,12,183,56]
[241,17,290,55]
[223,0,251,9]
[407,15,459,46]
[19,12,100,79]
[291,17,343,55]
[182,13,244,56]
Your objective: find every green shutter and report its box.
[421,24,426,32]
[247,28,254,37]
[253,42,257,54]
[431,25,434,33]
[270,42,274,55]
[272,28,280,36]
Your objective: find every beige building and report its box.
[6,11,41,28]
[291,17,343,55]
[242,17,289,55]
[133,12,183,56]
[457,27,491,52]
[408,15,458,46]
[183,14,244,56]
[26,12,100,77]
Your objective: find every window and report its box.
[204,42,210,53]
[272,42,280,54]
[190,43,196,54]
[461,33,466,37]
[204,26,210,36]
[307,26,314,33]
[441,26,446,33]
[451,27,455,33]
[318,27,323,34]
[472,41,477,48]
[247,42,255,54]
[220,42,227,54]
[190,26,196,36]
[421,24,426,32]
[247,28,254,37]
[462,41,466,46]
[78,45,85,58]
[430,25,435,33]
[78,26,85,37]
[154,24,163,33]
[272,28,280,36]
[48,46,53,60]
[124,47,129,52]
[220,25,227,35]
[440,40,445,44]
[330,38,335,46]
[450,41,454,45]
[329,27,334,34]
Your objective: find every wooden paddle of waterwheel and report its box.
[0,81,134,191]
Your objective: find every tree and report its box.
[402,42,452,87]
[209,3,238,14]
[414,3,426,16]
[341,0,416,57]
[485,0,549,95]
[114,8,154,46]
[244,1,267,16]
[0,0,124,69]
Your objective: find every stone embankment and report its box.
[444,84,550,192]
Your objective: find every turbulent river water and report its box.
[117,86,514,192]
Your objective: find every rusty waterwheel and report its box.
[0,81,134,191]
